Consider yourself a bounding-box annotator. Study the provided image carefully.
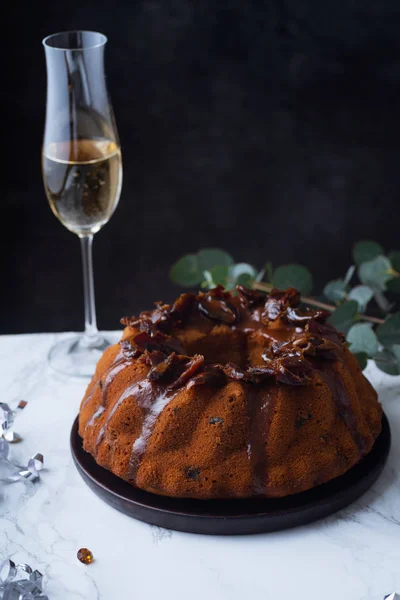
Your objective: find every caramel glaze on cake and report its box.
[79,286,382,499]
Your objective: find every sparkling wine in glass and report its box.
[42,31,123,377]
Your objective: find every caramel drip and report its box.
[321,369,367,455]
[100,359,131,406]
[233,306,297,342]
[127,384,178,481]
[85,405,105,430]
[246,385,274,495]
[81,351,130,411]
[95,379,145,453]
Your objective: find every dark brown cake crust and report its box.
[79,286,382,499]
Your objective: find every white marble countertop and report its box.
[0,332,399,600]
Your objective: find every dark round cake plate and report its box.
[71,413,391,536]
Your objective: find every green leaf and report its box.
[264,261,273,282]
[386,277,400,295]
[323,279,347,303]
[389,250,400,272]
[374,349,400,375]
[327,300,358,334]
[271,264,313,295]
[204,265,230,288]
[197,249,234,274]
[170,248,234,288]
[352,240,384,266]
[170,254,201,287]
[376,313,400,347]
[229,263,257,285]
[347,285,374,312]
[358,255,392,291]
[353,352,368,370]
[235,273,255,287]
[346,323,379,357]
[343,265,356,286]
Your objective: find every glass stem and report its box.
[79,234,101,346]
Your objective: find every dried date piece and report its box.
[133,330,184,355]
[187,367,227,388]
[247,365,275,383]
[283,307,329,325]
[168,354,205,390]
[262,287,301,321]
[276,357,313,386]
[169,293,196,322]
[236,285,266,306]
[198,295,238,324]
[148,352,178,381]
[119,339,141,359]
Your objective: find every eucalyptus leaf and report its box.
[376,313,400,347]
[389,250,400,272]
[353,352,368,370]
[352,240,383,266]
[264,261,273,282]
[327,300,358,334]
[323,279,347,303]
[344,265,356,286]
[197,248,234,274]
[348,285,374,312]
[236,273,255,287]
[170,254,201,287]
[229,263,257,283]
[205,265,230,288]
[346,323,379,357]
[374,349,400,375]
[271,264,312,295]
[358,255,392,291]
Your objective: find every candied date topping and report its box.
[263,287,301,321]
[119,339,141,359]
[187,367,227,388]
[198,294,238,324]
[117,286,347,390]
[247,365,276,383]
[168,354,205,390]
[283,307,329,325]
[276,356,313,386]
[133,330,185,355]
[148,352,178,382]
[169,293,196,321]
[236,285,266,306]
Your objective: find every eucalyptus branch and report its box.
[253,281,385,325]
[169,241,400,375]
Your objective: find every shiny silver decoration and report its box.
[0,559,48,599]
[384,594,400,600]
[0,402,22,444]
[0,438,44,484]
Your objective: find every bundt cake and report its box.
[78,285,382,499]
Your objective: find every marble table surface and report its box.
[0,332,399,600]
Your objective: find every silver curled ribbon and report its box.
[0,403,43,484]
[0,401,27,443]
[0,559,48,599]
[385,594,400,600]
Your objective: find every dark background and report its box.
[4,1,400,334]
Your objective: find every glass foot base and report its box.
[48,333,117,378]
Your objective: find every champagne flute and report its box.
[42,31,123,377]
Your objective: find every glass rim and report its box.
[42,30,107,51]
